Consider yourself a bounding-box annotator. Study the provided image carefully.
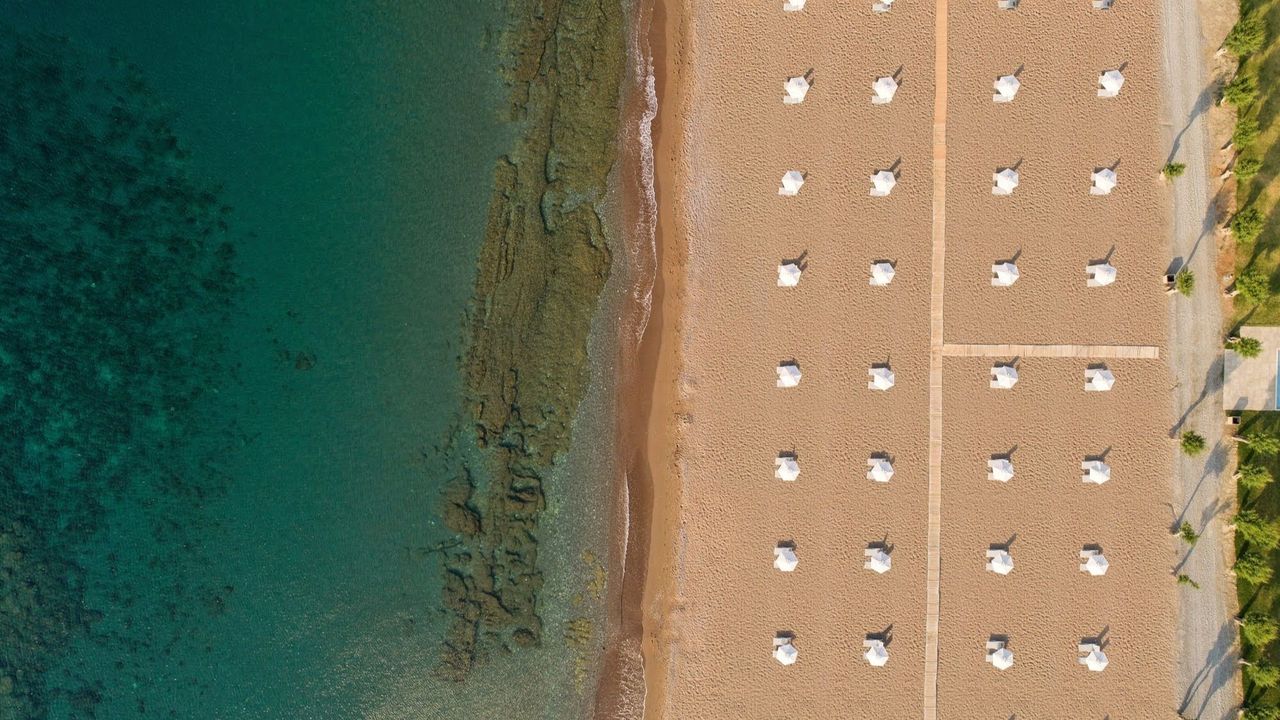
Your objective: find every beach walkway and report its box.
[923,0,948,716]
[940,343,1161,359]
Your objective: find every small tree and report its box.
[1238,269,1271,303]
[1226,13,1268,56]
[1234,206,1267,244]
[1237,156,1263,182]
[1181,430,1206,456]
[1163,161,1187,179]
[1239,463,1276,493]
[1232,336,1264,358]
[1224,75,1259,106]
[1241,612,1280,648]
[1235,509,1280,550]
[1176,573,1201,589]
[1235,118,1262,147]
[1235,550,1275,585]
[1179,520,1201,545]
[1248,662,1280,689]
[1240,431,1280,457]
[1176,269,1195,296]
[1243,705,1280,720]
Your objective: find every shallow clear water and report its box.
[1,1,612,717]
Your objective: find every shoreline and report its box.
[591,0,686,713]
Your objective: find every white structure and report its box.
[986,642,1015,670]
[863,639,890,667]
[775,455,800,482]
[774,545,799,572]
[991,262,1020,287]
[1079,645,1109,672]
[1085,367,1115,392]
[1091,168,1117,195]
[779,170,805,196]
[870,262,896,286]
[784,76,811,105]
[1080,549,1109,576]
[1081,459,1111,485]
[993,75,1021,103]
[991,365,1019,389]
[774,637,798,665]
[864,548,892,574]
[1087,262,1117,287]
[868,366,896,391]
[1094,0,1115,8]
[988,457,1015,482]
[867,458,895,483]
[778,262,802,287]
[873,0,894,12]
[998,0,1020,8]
[783,0,806,11]
[872,76,899,104]
[777,363,802,388]
[992,168,1020,196]
[1097,69,1125,98]
[986,549,1015,575]
[869,170,897,197]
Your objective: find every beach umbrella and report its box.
[991,262,1020,286]
[990,365,1019,389]
[869,170,897,197]
[1081,459,1111,484]
[864,640,889,667]
[778,262,802,287]
[1091,168,1117,196]
[1097,69,1125,98]
[783,0,806,10]
[1084,553,1110,576]
[868,366,896,391]
[987,550,1014,575]
[993,75,1021,102]
[775,455,801,482]
[774,639,798,665]
[988,458,1014,482]
[866,549,892,574]
[1083,649,1108,672]
[1087,262,1116,287]
[777,363,802,388]
[779,170,805,196]
[992,168,1019,196]
[867,458,895,483]
[872,76,898,104]
[1085,368,1115,392]
[774,545,799,572]
[990,648,1015,670]
[784,76,811,105]
[870,262,896,286]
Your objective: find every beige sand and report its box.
[647,0,1181,718]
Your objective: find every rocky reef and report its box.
[434,0,626,681]
[0,33,237,717]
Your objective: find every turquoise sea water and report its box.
[2,2,616,717]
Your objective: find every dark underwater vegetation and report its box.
[0,32,237,718]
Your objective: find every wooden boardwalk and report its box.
[941,343,1161,359]
[923,1,948,718]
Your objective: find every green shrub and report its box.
[1181,430,1206,456]
[1244,705,1280,720]
[1246,431,1280,457]
[1250,662,1280,689]
[1233,336,1264,358]
[1224,75,1259,106]
[1236,550,1275,585]
[1240,463,1275,493]
[1237,156,1263,182]
[1226,13,1267,56]
[1236,509,1280,550]
[1176,269,1195,296]
[1233,206,1266,244]
[1236,117,1261,147]
[1180,520,1201,544]
[1242,612,1280,647]
[1176,573,1201,589]
[1163,161,1187,179]
[1238,269,1271,302]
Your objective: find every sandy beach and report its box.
[643,1,1182,717]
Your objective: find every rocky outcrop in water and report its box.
[0,33,238,717]
[435,0,626,681]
